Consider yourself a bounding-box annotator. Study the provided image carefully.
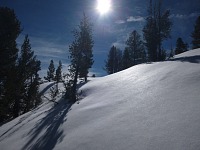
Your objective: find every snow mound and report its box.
[0,48,200,150]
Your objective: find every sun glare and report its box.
[96,0,111,15]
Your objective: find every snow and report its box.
[0,48,200,150]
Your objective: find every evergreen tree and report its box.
[122,47,132,69]
[1,35,41,118]
[68,13,94,102]
[1,67,19,120]
[50,84,59,100]
[0,7,21,122]
[17,35,41,114]
[143,0,158,62]
[116,48,123,71]
[62,69,74,101]
[44,60,55,82]
[169,48,174,58]
[54,60,62,93]
[160,48,167,61]
[68,38,80,102]
[175,37,188,55]
[156,1,172,60]
[126,30,146,65]
[0,7,21,82]
[191,16,200,49]
[105,46,122,74]
[55,60,62,83]
[78,14,94,82]
[28,73,41,108]
[143,0,172,62]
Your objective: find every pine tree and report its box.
[78,14,94,82]
[169,48,174,58]
[55,60,62,83]
[191,16,200,49]
[29,73,41,108]
[122,47,132,69]
[1,67,19,120]
[0,7,21,122]
[143,0,157,62]
[143,0,172,62]
[54,60,62,94]
[116,48,123,71]
[175,37,188,55]
[68,38,80,102]
[45,60,55,82]
[0,7,21,82]
[68,13,94,102]
[160,48,167,61]
[156,1,172,61]
[105,46,122,74]
[17,35,41,114]
[126,30,146,65]
[62,69,74,100]
[50,84,58,100]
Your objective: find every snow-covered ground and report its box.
[0,48,200,150]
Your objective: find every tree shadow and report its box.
[169,55,200,64]
[0,83,54,127]
[39,82,55,96]
[22,97,73,150]
[77,79,91,89]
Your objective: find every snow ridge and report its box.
[0,48,200,150]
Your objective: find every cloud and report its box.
[115,16,145,24]
[127,16,144,22]
[170,12,200,19]
[112,41,126,50]
[115,19,126,24]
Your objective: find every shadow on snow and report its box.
[169,55,200,64]
[22,97,73,150]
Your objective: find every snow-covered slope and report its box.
[0,49,200,150]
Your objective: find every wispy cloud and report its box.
[170,12,200,19]
[112,42,126,50]
[115,16,145,24]
[127,16,145,22]
[112,34,128,50]
[115,19,126,24]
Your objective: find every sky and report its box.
[1,0,200,76]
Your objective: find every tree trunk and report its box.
[13,97,20,118]
[72,66,79,102]
[84,76,87,82]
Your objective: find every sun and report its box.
[96,0,111,15]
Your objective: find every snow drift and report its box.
[0,48,200,150]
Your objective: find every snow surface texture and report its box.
[0,49,200,150]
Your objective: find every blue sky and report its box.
[1,0,200,76]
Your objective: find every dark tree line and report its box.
[126,30,146,65]
[45,60,63,99]
[170,16,200,57]
[191,16,200,49]
[175,37,188,55]
[105,0,172,74]
[105,10,200,75]
[44,60,62,82]
[105,46,122,74]
[0,7,41,122]
[105,30,146,74]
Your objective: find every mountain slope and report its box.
[0,49,200,150]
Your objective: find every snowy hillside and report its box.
[0,49,200,150]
